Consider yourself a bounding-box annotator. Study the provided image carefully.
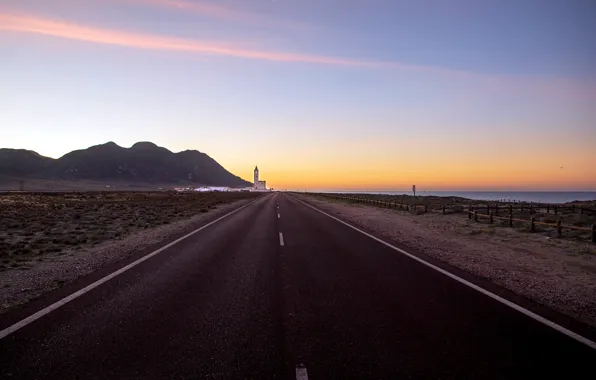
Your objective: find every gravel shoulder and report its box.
[0,198,255,313]
[297,195,596,328]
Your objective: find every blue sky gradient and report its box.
[1,0,595,190]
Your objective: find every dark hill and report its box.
[0,149,55,177]
[0,142,251,187]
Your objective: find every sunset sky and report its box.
[1,0,595,191]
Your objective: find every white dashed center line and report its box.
[278,214,280,219]
[296,364,309,380]
[279,232,285,246]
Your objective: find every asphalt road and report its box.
[1,193,595,379]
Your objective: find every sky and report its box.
[1,0,595,191]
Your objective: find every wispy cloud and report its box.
[1,12,594,101]
[117,0,310,30]
[0,13,392,67]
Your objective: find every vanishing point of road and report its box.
[1,193,595,379]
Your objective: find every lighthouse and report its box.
[253,165,267,191]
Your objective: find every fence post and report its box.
[572,204,575,214]
[554,206,558,215]
[580,207,584,215]
[521,204,524,212]
[424,204,428,213]
[592,224,596,243]
[486,205,490,214]
[530,204,533,214]
[474,211,478,222]
[556,219,562,237]
[509,213,513,227]
[468,211,472,220]
[509,204,513,215]
[489,212,493,224]
[495,204,499,216]
[547,204,550,214]
[442,205,446,214]
[530,217,535,232]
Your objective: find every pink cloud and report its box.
[1,12,594,102]
[0,13,385,67]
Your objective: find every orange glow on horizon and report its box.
[228,147,596,191]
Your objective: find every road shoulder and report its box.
[0,196,265,321]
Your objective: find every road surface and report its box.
[1,193,595,379]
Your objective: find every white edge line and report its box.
[295,366,308,380]
[279,232,285,246]
[0,198,262,340]
[296,197,596,350]
[278,214,281,219]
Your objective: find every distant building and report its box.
[253,166,267,191]
[194,186,229,192]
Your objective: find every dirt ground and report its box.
[0,192,262,312]
[317,193,596,242]
[0,191,261,270]
[298,194,596,328]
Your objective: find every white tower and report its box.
[254,166,259,187]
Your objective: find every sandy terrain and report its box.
[297,194,596,327]
[0,192,261,313]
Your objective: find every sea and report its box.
[316,191,596,204]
